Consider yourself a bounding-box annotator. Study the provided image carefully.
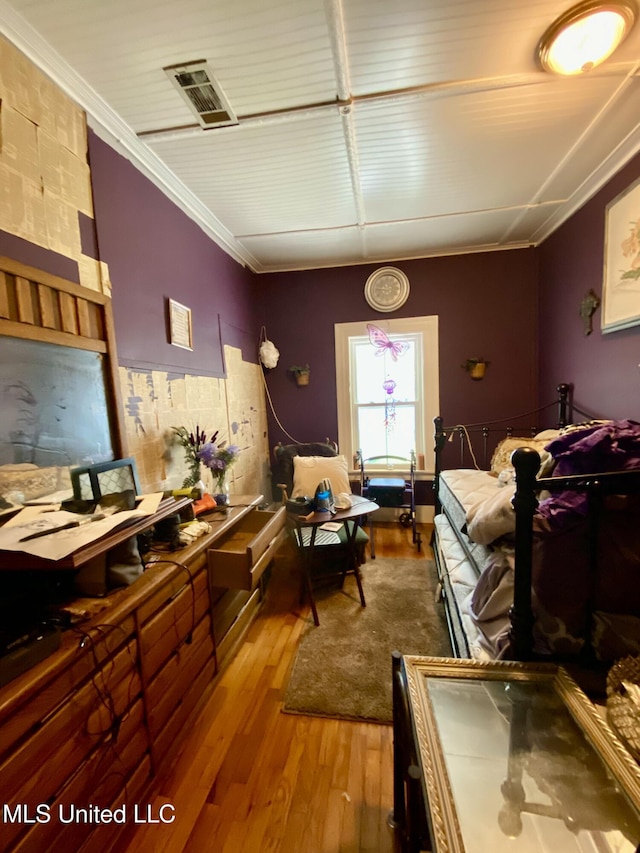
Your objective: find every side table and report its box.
[288,496,379,625]
[391,654,640,853]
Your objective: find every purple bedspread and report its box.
[537,419,640,526]
[469,419,640,662]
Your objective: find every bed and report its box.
[432,386,640,668]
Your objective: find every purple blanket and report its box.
[537,419,640,526]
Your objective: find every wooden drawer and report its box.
[1,639,141,807]
[208,506,285,590]
[136,561,207,625]
[212,588,251,644]
[10,699,149,853]
[146,616,215,738]
[153,654,217,765]
[0,614,136,761]
[139,567,211,681]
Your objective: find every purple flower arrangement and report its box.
[173,425,239,491]
[197,439,240,493]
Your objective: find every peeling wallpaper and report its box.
[0,34,107,294]
[120,345,271,501]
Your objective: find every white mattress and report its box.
[438,469,499,574]
[436,468,515,661]
[433,514,489,661]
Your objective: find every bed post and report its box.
[433,416,446,514]
[509,447,540,661]
[557,383,571,427]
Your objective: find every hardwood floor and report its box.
[122,522,433,853]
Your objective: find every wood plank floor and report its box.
[121,522,433,853]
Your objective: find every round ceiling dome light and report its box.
[537,1,637,75]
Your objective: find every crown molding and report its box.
[532,122,640,244]
[2,0,640,274]
[0,0,258,270]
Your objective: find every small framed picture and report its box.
[602,176,640,333]
[168,298,193,350]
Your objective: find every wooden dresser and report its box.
[0,496,285,853]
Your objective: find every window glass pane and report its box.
[353,338,417,404]
[353,340,383,403]
[357,404,416,460]
[390,340,416,401]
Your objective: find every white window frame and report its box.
[335,315,439,474]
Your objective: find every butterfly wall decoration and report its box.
[366,324,409,361]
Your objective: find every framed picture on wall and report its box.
[602,176,640,333]
[168,298,193,350]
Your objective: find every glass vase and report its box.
[213,477,230,506]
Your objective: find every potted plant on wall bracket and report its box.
[289,364,311,386]
[462,357,490,381]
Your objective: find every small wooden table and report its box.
[391,654,640,853]
[288,496,378,626]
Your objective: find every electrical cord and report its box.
[259,357,303,444]
[71,624,136,800]
[448,424,481,470]
[143,558,196,645]
[68,625,122,742]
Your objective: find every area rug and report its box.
[283,558,452,724]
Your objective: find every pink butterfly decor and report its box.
[367,324,409,361]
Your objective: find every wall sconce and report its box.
[462,358,489,381]
[537,1,636,75]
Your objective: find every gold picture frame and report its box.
[602,176,640,333]
[168,298,193,350]
[398,656,640,852]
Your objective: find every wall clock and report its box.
[364,267,410,312]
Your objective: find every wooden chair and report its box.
[271,439,370,623]
[272,438,368,561]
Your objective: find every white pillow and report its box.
[292,455,351,498]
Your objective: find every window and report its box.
[335,316,439,471]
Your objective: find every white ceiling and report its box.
[3,0,640,273]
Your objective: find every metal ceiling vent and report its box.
[164,60,238,128]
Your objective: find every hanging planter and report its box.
[462,358,489,381]
[289,364,310,386]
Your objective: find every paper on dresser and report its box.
[0,493,164,560]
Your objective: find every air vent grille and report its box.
[165,61,238,128]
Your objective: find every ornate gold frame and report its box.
[402,656,640,853]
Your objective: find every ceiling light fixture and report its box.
[537,0,637,75]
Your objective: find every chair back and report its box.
[272,439,338,502]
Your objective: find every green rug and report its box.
[283,557,452,723]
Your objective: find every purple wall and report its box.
[88,131,262,375]
[538,151,640,420]
[261,250,539,452]
[0,231,80,283]
[10,126,638,476]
